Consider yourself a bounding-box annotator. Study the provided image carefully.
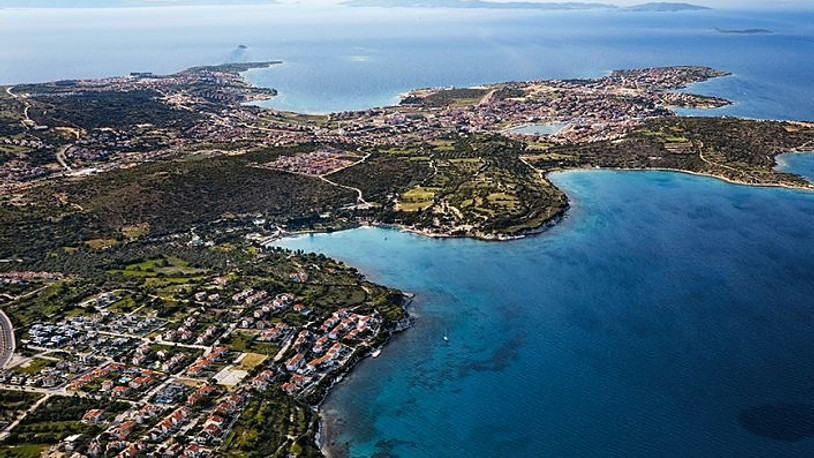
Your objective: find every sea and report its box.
[3,3,814,457]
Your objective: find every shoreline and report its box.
[275,159,814,248]
[315,293,415,458]
[281,153,814,458]
[284,159,812,457]
[585,165,814,192]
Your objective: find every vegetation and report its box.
[3,63,814,458]
[332,133,568,237]
[0,390,43,426]
[0,145,356,262]
[10,358,51,375]
[402,88,488,107]
[221,330,279,356]
[5,117,808,266]
[4,397,128,447]
[0,443,47,458]
[223,390,320,458]
[328,153,432,204]
[27,89,200,130]
[0,232,406,457]
[526,117,814,189]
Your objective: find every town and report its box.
[0,63,729,192]
[0,238,409,458]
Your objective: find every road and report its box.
[0,393,50,441]
[316,153,373,209]
[5,86,32,128]
[317,174,372,209]
[55,144,74,172]
[0,308,15,369]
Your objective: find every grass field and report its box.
[237,352,268,371]
[396,186,437,212]
[85,238,117,249]
[224,330,280,356]
[11,358,52,376]
[0,444,47,458]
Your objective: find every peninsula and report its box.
[1,62,813,457]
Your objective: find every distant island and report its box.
[342,0,710,12]
[714,27,773,35]
[342,0,615,9]
[1,62,814,457]
[624,2,708,11]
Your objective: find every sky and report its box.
[0,0,811,9]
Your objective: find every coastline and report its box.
[315,293,415,458]
[589,165,814,193]
[275,159,803,456]
[274,147,808,458]
[276,157,814,250]
[294,156,814,457]
[279,213,569,245]
[4,59,811,456]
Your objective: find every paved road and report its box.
[0,308,14,369]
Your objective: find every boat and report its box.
[443,334,449,343]
[371,348,382,358]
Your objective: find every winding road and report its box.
[316,152,373,209]
[5,86,32,128]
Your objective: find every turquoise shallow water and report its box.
[277,168,814,457]
[778,153,814,183]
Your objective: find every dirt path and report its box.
[319,152,373,208]
[0,393,50,441]
[318,175,371,208]
[56,144,74,172]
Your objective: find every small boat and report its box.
[443,334,449,343]
[371,348,382,358]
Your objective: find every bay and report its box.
[276,168,814,457]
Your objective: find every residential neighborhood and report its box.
[0,241,408,457]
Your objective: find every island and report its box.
[1,62,814,457]
[713,27,773,35]
[342,0,711,12]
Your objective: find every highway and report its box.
[0,308,15,369]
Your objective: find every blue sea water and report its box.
[4,3,814,457]
[1,5,814,119]
[778,152,814,183]
[277,169,814,458]
[243,7,814,117]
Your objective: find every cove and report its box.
[276,167,814,457]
